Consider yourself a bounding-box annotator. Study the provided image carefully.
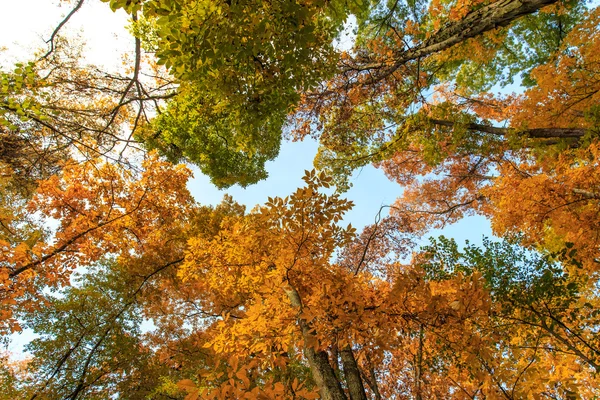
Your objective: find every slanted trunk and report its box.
[361,362,382,400]
[429,119,586,139]
[353,0,562,79]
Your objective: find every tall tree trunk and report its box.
[340,346,368,400]
[415,324,425,400]
[283,285,347,400]
[331,342,341,378]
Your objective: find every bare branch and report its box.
[41,0,85,60]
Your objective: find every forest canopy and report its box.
[1,0,600,398]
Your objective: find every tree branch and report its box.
[428,118,586,139]
[41,0,85,60]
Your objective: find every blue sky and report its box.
[188,137,493,248]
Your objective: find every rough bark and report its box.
[340,346,368,400]
[331,343,341,377]
[283,285,347,400]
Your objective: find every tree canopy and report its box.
[1,0,600,398]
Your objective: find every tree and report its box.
[22,262,163,400]
[1,18,179,331]
[14,166,600,398]
[420,237,600,390]
[0,152,194,334]
[102,0,577,188]
[0,351,30,399]
[0,31,175,182]
[291,0,600,278]
[3,0,600,398]
[105,0,368,187]
[102,0,600,275]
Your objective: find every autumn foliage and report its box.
[2,0,600,399]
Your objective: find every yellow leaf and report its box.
[177,379,197,392]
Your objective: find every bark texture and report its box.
[340,346,368,400]
[284,285,348,400]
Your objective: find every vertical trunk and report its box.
[415,324,424,400]
[283,285,347,400]
[340,346,368,400]
[331,342,341,377]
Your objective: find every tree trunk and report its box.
[340,346,368,400]
[429,119,586,139]
[331,343,341,377]
[415,324,424,400]
[283,285,347,400]
[363,0,560,72]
